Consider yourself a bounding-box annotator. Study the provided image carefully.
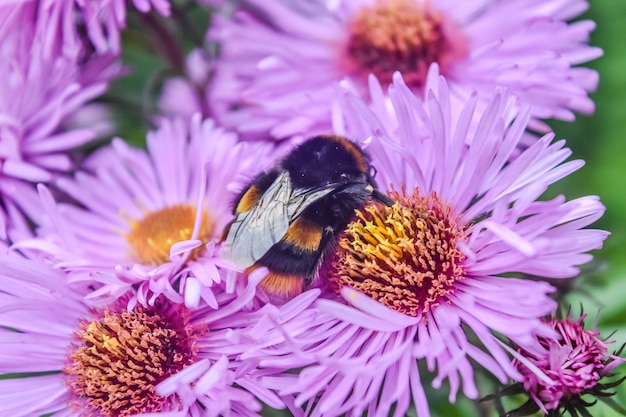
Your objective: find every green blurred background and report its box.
[540,2,626,415]
[547,1,626,341]
[106,1,626,416]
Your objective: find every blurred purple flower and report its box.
[18,116,275,307]
[0,1,120,239]
[72,0,171,53]
[238,73,608,417]
[207,0,601,140]
[0,256,281,417]
[158,50,213,121]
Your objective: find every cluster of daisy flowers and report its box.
[0,1,623,417]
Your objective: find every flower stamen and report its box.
[343,0,467,88]
[65,302,201,416]
[330,189,468,317]
[126,204,213,265]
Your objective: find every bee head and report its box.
[282,135,372,189]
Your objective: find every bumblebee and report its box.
[224,134,393,300]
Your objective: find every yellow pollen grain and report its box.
[330,188,468,317]
[126,204,214,265]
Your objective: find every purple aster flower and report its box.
[483,314,625,417]
[207,0,601,139]
[0,255,282,417]
[71,0,171,54]
[0,1,120,237]
[158,50,213,121]
[236,74,608,417]
[18,115,274,307]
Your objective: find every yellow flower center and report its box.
[343,0,468,88]
[126,204,213,265]
[64,303,201,416]
[329,189,468,317]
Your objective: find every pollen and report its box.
[343,0,468,88]
[126,204,214,265]
[64,302,202,416]
[329,188,468,317]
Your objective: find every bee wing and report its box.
[225,171,334,268]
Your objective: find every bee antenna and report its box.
[372,189,395,206]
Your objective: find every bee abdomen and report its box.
[235,185,263,214]
[232,169,279,215]
[256,217,326,277]
[282,217,324,251]
[256,271,305,300]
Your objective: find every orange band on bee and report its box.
[321,134,368,173]
[258,272,304,299]
[235,185,262,214]
[283,216,323,251]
